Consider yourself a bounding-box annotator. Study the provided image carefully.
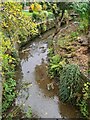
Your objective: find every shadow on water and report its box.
[15,29,81,119]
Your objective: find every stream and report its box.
[15,29,81,119]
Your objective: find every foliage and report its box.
[22,10,32,16]
[3,78,16,112]
[42,3,47,10]
[32,11,41,21]
[0,32,17,113]
[1,2,38,113]
[47,12,54,19]
[78,19,88,33]
[48,48,54,59]
[77,82,90,118]
[26,106,32,118]
[59,64,83,103]
[40,23,47,32]
[71,2,90,32]
[30,2,42,12]
[1,2,38,44]
[32,10,53,22]
[48,54,66,79]
[71,2,89,20]
[40,10,48,20]
[70,31,79,40]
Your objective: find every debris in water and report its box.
[45,112,48,115]
[47,82,54,91]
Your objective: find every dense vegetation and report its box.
[1,1,90,119]
[1,2,37,116]
[47,2,90,119]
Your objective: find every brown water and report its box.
[15,29,81,119]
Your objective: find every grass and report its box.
[22,10,32,16]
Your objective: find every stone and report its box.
[78,37,83,43]
[81,41,88,46]
[77,36,88,46]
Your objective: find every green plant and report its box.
[32,11,41,21]
[48,48,54,59]
[77,82,90,118]
[26,106,32,118]
[41,23,47,32]
[1,37,17,112]
[59,64,83,103]
[1,2,38,44]
[1,2,38,114]
[78,19,88,33]
[71,3,89,20]
[2,78,16,112]
[78,100,88,118]
[48,54,66,79]
[71,2,90,32]
[70,31,79,40]
[47,12,54,19]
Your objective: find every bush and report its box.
[59,64,83,103]
[1,2,38,113]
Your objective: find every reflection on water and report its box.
[16,30,81,119]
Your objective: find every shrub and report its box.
[1,2,38,114]
[59,64,83,103]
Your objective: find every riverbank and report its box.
[47,21,90,118]
[52,22,88,77]
[5,27,83,119]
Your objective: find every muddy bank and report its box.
[52,22,88,77]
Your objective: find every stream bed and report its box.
[15,29,81,119]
